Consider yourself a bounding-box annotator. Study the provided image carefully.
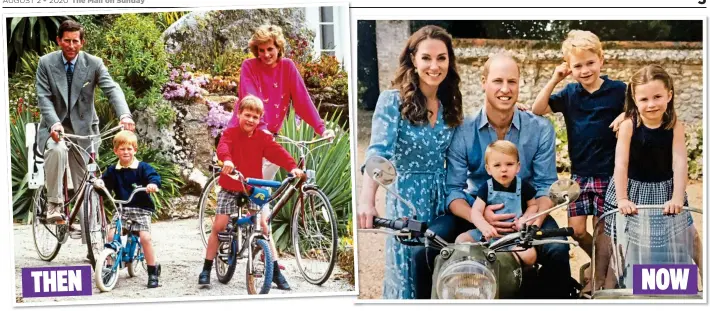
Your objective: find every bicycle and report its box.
[198,134,338,285]
[28,124,124,269]
[92,186,154,292]
[208,170,281,294]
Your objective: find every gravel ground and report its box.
[355,108,705,299]
[14,218,355,303]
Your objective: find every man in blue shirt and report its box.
[413,53,574,299]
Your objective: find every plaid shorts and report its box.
[112,207,152,233]
[568,174,610,218]
[216,190,259,215]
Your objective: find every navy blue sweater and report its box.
[101,161,162,212]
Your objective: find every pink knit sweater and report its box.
[227,58,325,135]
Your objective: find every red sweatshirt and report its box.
[227,58,326,136]
[217,126,297,192]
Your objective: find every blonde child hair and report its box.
[248,24,287,59]
[238,95,265,115]
[113,130,138,150]
[484,140,520,164]
[561,30,603,62]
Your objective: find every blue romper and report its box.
[469,177,523,243]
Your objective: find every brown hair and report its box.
[561,30,603,62]
[625,64,677,130]
[238,95,265,115]
[391,25,463,128]
[58,20,85,41]
[248,24,287,60]
[484,140,519,164]
[113,130,138,150]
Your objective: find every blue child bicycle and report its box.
[213,170,319,295]
[92,185,154,292]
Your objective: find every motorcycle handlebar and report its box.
[372,217,427,234]
[533,227,574,239]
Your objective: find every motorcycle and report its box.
[361,155,582,299]
[581,205,703,299]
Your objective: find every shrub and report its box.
[162,63,208,103]
[99,14,168,111]
[10,97,41,222]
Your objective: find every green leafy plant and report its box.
[99,14,168,112]
[7,16,70,72]
[150,11,189,31]
[10,98,41,222]
[547,115,571,173]
[270,109,352,252]
[155,102,177,129]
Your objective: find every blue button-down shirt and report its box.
[61,53,77,72]
[444,107,558,213]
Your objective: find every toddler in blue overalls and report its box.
[455,140,540,266]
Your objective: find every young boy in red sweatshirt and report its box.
[198,95,304,289]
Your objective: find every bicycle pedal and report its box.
[69,231,82,239]
[217,232,232,243]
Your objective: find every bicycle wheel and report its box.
[95,248,120,292]
[246,238,273,295]
[82,186,108,269]
[291,185,337,285]
[215,240,237,284]
[198,175,220,247]
[31,186,62,261]
[127,241,147,278]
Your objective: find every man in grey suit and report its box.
[36,20,135,223]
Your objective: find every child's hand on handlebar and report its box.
[618,198,638,215]
[663,198,684,215]
[146,183,159,193]
[221,160,235,175]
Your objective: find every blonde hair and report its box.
[480,52,520,83]
[484,140,520,164]
[625,64,677,130]
[561,30,603,62]
[238,95,264,115]
[248,24,287,59]
[113,130,138,150]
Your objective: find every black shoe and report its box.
[147,264,160,288]
[148,274,159,288]
[198,270,211,286]
[272,266,291,290]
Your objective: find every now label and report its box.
[633,264,698,295]
[21,266,92,298]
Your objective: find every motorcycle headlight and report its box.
[436,259,497,299]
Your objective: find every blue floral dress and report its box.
[364,90,454,299]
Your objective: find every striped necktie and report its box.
[66,62,74,117]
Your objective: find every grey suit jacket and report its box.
[35,50,131,152]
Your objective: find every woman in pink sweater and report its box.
[227,24,335,139]
[224,24,335,290]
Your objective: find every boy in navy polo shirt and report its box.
[531,30,625,285]
[101,130,162,288]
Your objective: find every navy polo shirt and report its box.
[549,76,626,176]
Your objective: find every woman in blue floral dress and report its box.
[358,25,464,299]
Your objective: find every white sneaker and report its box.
[46,203,63,223]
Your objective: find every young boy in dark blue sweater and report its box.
[101,130,162,288]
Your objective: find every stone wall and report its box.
[375,20,410,93]
[375,35,703,126]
